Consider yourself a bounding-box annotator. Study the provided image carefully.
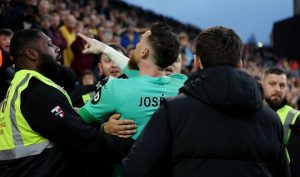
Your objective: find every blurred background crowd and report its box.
[1,0,300,108]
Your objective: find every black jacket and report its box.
[288,118,300,177]
[122,66,290,177]
[270,99,300,177]
[0,77,133,177]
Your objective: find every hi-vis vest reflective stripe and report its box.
[82,92,96,104]
[0,70,72,160]
[277,105,300,145]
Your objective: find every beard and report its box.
[128,53,139,70]
[265,95,284,108]
[38,53,61,81]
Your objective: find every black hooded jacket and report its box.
[122,65,290,177]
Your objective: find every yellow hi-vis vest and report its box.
[82,92,96,104]
[277,105,300,145]
[0,70,72,160]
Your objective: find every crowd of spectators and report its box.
[1,0,300,109]
[242,44,300,109]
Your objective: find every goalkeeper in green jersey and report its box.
[78,22,187,139]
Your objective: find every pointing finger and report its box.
[78,33,90,42]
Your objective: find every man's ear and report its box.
[193,54,203,71]
[141,48,150,59]
[24,48,39,61]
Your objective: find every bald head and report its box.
[64,15,77,30]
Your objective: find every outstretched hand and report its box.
[103,114,137,138]
[77,33,107,54]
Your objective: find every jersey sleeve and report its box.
[79,80,116,124]
[103,45,129,70]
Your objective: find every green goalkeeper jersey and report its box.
[79,73,187,139]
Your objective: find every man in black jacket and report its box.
[122,26,291,177]
[0,29,131,177]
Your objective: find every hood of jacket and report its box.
[180,65,263,115]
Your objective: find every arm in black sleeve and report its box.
[54,65,77,94]
[121,103,172,177]
[21,78,109,159]
[287,115,300,177]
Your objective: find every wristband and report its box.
[103,46,129,70]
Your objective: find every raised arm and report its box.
[78,33,129,70]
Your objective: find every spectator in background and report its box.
[289,59,299,77]
[0,28,12,56]
[49,13,67,64]
[71,23,95,78]
[0,0,15,29]
[39,15,52,37]
[98,26,114,44]
[81,69,97,86]
[97,44,126,80]
[0,28,14,101]
[120,22,139,49]
[262,67,300,177]
[164,55,182,76]
[96,0,111,20]
[9,0,40,31]
[89,14,100,38]
[72,69,97,107]
[179,48,191,75]
[58,8,69,22]
[59,14,76,66]
[112,35,121,46]
[178,32,194,68]
[37,0,51,22]
[122,26,290,177]
[285,74,300,109]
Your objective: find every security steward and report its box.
[0,29,126,177]
[262,67,300,177]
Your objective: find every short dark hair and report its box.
[0,28,13,36]
[195,26,243,68]
[263,67,287,79]
[9,29,42,61]
[148,22,180,69]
